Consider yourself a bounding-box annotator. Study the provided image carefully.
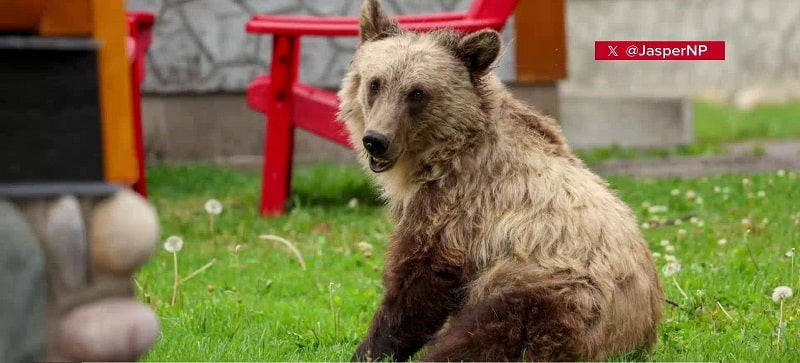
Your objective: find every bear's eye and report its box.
[369,80,381,96]
[407,89,426,103]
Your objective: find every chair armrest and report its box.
[251,12,465,24]
[246,16,504,36]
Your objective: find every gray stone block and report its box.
[558,91,694,150]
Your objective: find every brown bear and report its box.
[337,0,664,361]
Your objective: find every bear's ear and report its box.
[359,0,400,44]
[454,29,502,75]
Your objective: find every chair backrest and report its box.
[465,0,519,20]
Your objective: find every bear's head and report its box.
[337,0,503,175]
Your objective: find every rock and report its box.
[58,298,160,362]
[89,189,160,275]
[0,200,48,363]
[43,195,88,291]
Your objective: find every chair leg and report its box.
[260,35,300,217]
[130,48,147,198]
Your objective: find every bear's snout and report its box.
[362,131,390,157]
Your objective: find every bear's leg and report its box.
[419,286,586,362]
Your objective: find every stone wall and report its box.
[125,0,516,93]
[127,0,800,99]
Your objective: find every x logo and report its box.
[607,46,618,57]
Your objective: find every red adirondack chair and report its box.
[246,0,519,217]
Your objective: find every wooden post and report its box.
[513,0,567,121]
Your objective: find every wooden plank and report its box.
[514,0,568,83]
[92,0,138,185]
[0,0,44,31]
[40,0,93,36]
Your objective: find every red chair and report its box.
[126,11,155,198]
[246,0,519,217]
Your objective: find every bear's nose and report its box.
[362,131,390,157]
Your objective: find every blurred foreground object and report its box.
[0,1,160,361]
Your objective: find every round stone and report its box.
[58,298,160,361]
[89,189,160,275]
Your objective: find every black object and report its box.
[0,36,114,196]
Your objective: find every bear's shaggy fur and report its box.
[337,1,664,361]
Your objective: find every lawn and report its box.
[135,162,800,362]
[574,100,800,165]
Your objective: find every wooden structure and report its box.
[0,0,154,198]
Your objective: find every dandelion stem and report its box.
[171,251,179,306]
[259,234,307,270]
[672,277,688,300]
[209,215,216,254]
[180,259,217,284]
[777,300,784,352]
[716,301,734,321]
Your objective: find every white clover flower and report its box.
[685,190,697,200]
[741,218,751,226]
[677,229,687,237]
[742,178,751,187]
[671,189,680,196]
[641,222,651,229]
[652,252,662,259]
[348,198,359,209]
[772,286,793,303]
[164,235,184,253]
[641,201,652,208]
[205,199,223,215]
[695,197,704,205]
[357,241,374,258]
[665,255,677,262]
[647,205,668,214]
[717,238,727,246]
[697,220,705,228]
[660,240,671,247]
[722,187,731,194]
[663,262,682,277]
[757,190,766,198]
[690,216,699,224]
[777,169,786,177]
[674,219,683,226]
[761,218,769,225]
[696,289,705,297]
[713,186,722,193]
[665,245,676,252]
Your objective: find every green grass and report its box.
[136,162,800,362]
[574,100,800,165]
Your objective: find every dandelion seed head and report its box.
[348,198,359,209]
[204,199,223,215]
[741,218,751,226]
[717,238,728,246]
[772,286,793,303]
[786,249,795,258]
[164,235,184,253]
[663,262,682,277]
